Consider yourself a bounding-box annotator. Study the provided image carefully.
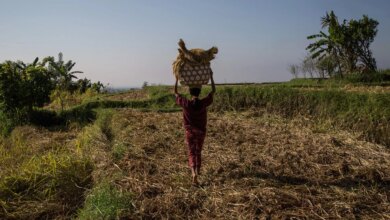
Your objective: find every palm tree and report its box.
[48,53,83,91]
[307,11,347,77]
[47,53,83,111]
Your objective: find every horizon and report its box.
[1,0,390,87]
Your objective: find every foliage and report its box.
[0,111,14,135]
[0,53,105,134]
[50,88,73,112]
[44,52,83,92]
[0,59,54,112]
[341,71,390,83]
[307,11,379,75]
[76,78,105,94]
[0,59,55,133]
[315,55,338,77]
[142,81,149,89]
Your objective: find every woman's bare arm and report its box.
[210,72,216,94]
[174,78,179,97]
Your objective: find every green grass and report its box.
[77,182,133,220]
[95,109,114,141]
[112,142,127,161]
[0,148,93,219]
[75,108,134,219]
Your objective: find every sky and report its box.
[1,0,390,88]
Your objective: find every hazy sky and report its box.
[1,0,390,87]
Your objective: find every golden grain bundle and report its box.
[172,39,218,87]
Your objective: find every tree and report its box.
[91,81,105,93]
[306,11,379,76]
[0,58,53,111]
[46,52,83,92]
[24,64,54,108]
[316,56,337,78]
[77,78,92,94]
[0,54,102,133]
[301,56,317,78]
[348,15,378,71]
[0,61,25,112]
[47,53,83,111]
[0,58,54,133]
[289,64,300,78]
[142,81,148,89]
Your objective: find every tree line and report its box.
[0,53,104,134]
[290,11,382,79]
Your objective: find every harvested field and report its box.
[110,109,390,219]
[104,89,149,101]
[1,84,389,219]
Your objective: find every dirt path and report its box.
[111,109,390,219]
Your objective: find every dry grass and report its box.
[341,85,390,93]
[110,109,390,219]
[0,126,79,177]
[0,126,93,219]
[1,107,389,219]
[298,85,390,94]
[173,39,218,79]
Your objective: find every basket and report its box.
[179,63,211,87]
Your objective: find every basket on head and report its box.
[179,63,211,87]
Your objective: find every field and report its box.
[0,80,389,219]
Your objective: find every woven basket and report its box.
[179,63,211,87]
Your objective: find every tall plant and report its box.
[306,11,378,76]
[46,53,83,111]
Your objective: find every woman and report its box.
[174,74,216,185]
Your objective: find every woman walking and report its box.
[174,74,216,185]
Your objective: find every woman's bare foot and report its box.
[196,167,201,175]
[191,167,199,185]
[192,174,199,185]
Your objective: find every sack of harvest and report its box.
[173,39,218,87]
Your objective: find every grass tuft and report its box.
[77,182,133,219]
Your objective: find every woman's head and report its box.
[189,87,201,98]
[189,87,202,110]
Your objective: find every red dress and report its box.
[176,93,213,168]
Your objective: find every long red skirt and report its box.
[185,127,206,169]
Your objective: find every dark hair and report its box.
[189,87,201,97]
[189,87,201,110]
